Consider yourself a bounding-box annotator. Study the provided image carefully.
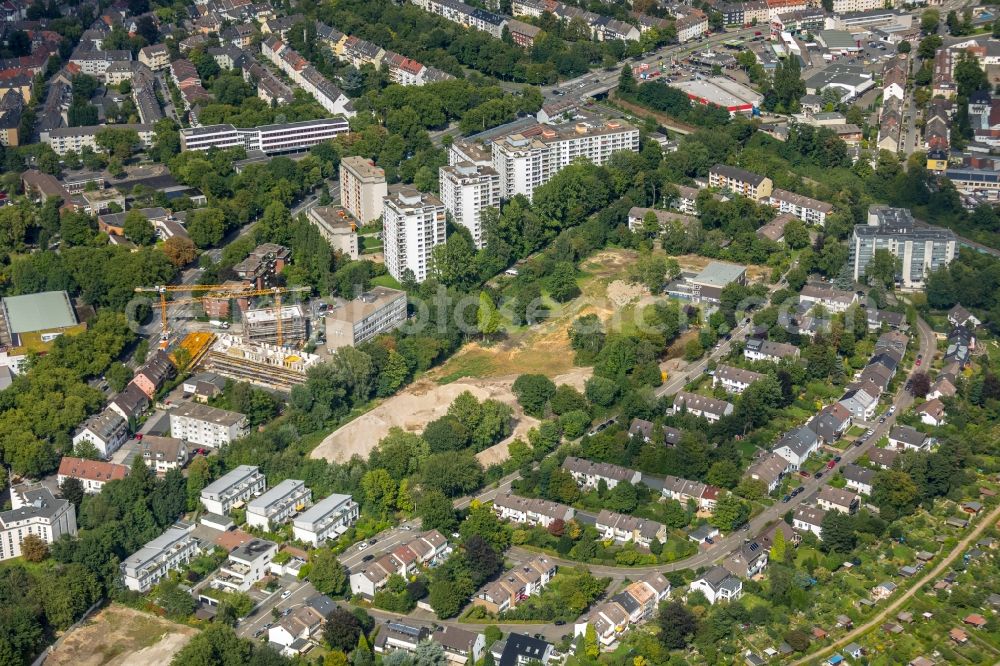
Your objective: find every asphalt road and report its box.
[503,316,937,579]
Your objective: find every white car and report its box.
[280,590,291,600]
[358,542,369,550]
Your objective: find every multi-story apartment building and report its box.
[246,479,312,530]
[0,487,77,561]
[69,48,132,77]
[170,403,249,448]
[708,164,773,201]
[41,124,155,156]
[768,188,833,226]
[292,493,359,545]
[57,457,129,494]
[325,287,407,350]
[491,120,639,201]
[831,0,884,13]
[72,408,129,458]
[743,338,800,363]
[261,37,355,117]
[850,206,957,289]
[410,0,508,38]
[382,188,447,283]
[340,156,388,224]
[200,465,266,515]
[492,494,575,528]
[307,206,360,258]
[121,522,204,592]
[138,44,170,70]
[676,13,708,42]
[179,119,350,155]
[439,163,500,248]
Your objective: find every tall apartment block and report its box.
[850,206,957,290]
[382,188,447,283]
[340,156,388,224]
[439,163,500,248]
[490,120,639,201]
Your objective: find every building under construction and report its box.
[243,304,308,346]
[199,334,320,392]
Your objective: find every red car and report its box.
[915,359,922,366]
[134,433,143,440]
[826,459,836,470]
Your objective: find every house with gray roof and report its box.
[562,456,641,490]
[842,463,875,495]
[744,452,789,494]
[773,426,819,469]
[808,402,852,444]
[713,364,766,395]
[690,565,743,604]
[672,391,734,423]
[888,425,931,451]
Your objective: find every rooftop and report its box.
[2,290,77,333]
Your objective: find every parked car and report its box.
[362,554,374,562]
[782,495,792,502]
[358,542,369,550]
[280,590,291,600]
[814,471,823,479]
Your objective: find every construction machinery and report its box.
[136,284,310,348]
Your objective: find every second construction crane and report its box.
[135,284,310,348]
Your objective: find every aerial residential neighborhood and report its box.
[0,0,999,664]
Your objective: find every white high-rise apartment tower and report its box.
[439,163,500,249]
[382,188,446,283]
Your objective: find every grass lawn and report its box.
[370,274,402,290]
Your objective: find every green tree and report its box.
[361,468,398,515]
[188,208,226,248]
[95,127,141,160]
[476,291,501,342]
[872,469,919,520]
[657,601,697,649]
[706,460,740,489]
[308,547,348,596]
[546,262,580,302]
[619,64,637,95]
[416,489,457,533]
[512,374,556,417]
[865,249,900,288]
[323,608,362,652]
[711,495,750,532]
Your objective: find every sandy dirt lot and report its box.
[46,605,198,666]
[311,368,589,464]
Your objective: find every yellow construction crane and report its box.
[136,284,310,348]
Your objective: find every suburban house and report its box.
[595,510,666,547]
[807,403,852,444]
[928,373,957,400]
[743,338,800,363]
[793,506,827,537]
[268,605,325,656]
[72,409,129,458]
[817,486,860,515]
[432,626,486,665]
[490,633,553,666]
[773,426,820,470]
[838,385,879,421]
[744,452,790,495]
[108,383,150,428]
[690,565,743,604]
[492,494,575,528]
[581,573,673,647]
[373,621,429,656]
[661,475,720,511]
[672,391,734,423]
[868,447,899,469]
[130,350,175,398]
[140,435,188,474]
[473,556,556,614]
[246,479,312,530]
[723,539,769,578]
[584,600,630,647]
[199,465,266,515]
[756,521,801,551]
[349,531,449,597]
[57,457,129,494]
[948,304,980,329]
[799,284,857,313]
[867,309,908,331]
[917,399,947,426]
[628,419,683,446]
[713,364,766,395]
[888,425,931,451]
[292,493,358,546]
[562,456,641,490]
[842,463,875,495]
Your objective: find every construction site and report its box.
[142,243,321,393]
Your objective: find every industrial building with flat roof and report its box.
[687,261,748,303]
[325,287,408,350]
[671,77,762,115]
